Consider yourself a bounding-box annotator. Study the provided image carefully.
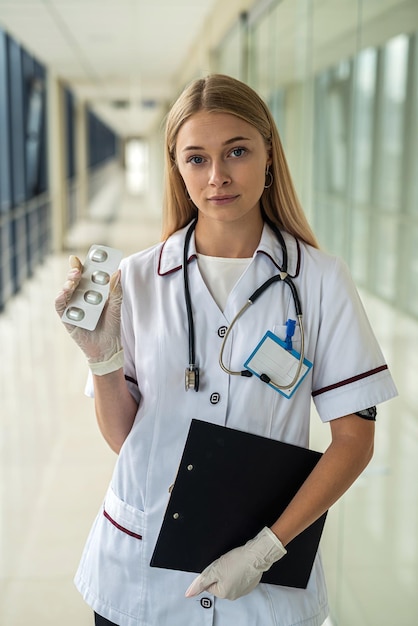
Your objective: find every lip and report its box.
[208,194,239,205]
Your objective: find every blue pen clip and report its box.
[285,319,296,351]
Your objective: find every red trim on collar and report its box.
[256,238,301,278]
[157,240,197,276]
[312,365,388,397]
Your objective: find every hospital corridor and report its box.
[1,1,418,625]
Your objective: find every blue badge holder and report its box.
[244,330,313,398]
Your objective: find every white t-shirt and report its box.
[196,253,252,311]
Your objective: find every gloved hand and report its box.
[185,527,287,601]
[55,255,124,375]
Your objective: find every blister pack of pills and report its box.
[62,244,123,331]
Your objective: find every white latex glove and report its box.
[55,255,124,375]
[185,527,287,601]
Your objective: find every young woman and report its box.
[55,74,397,626]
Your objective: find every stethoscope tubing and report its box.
[183,218,305,391]
[183,221,200,391]
[183,220,196,368]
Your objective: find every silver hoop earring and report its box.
[264,170,273,189]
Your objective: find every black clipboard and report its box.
[150,419,327,589]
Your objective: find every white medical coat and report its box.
[75,223,397,626]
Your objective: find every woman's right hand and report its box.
[55,255,123,368]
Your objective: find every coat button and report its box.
[200,597,213,609]
[218,326,227,338]
[210,392,220,405]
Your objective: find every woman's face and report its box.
[175,111,271,227]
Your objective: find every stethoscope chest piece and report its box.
[185,365,200,391]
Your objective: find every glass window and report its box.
[0,28,49,307]
[349,47,378,284]
[405,34,418,216]
[269,88,285,136]
[34,62,48,196]
[350,208,372,285]
[314,63,352,198]
[401,223,418,317]
[327,62,352,196]
[8,37,25,207]
[313,62,353,256]
[313,72,330,195]
[352,47,377,205]
[26,76,45,198]
[248,10,271,98]
[376,34,409,212]
[372,215,398,301]
[65,88,76,180]
[0,28,12,213]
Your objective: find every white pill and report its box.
[92,271,110,285]
[90,248,108,263]
[84,290,103,305]
[66,307,85,321]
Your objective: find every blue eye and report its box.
[188,156,204,165]
[231,147,246,158]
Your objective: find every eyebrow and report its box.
[181,136,252,152]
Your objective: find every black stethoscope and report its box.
[183,218,305,392]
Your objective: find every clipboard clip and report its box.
[168,463,194,492]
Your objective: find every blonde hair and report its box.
[162,74,318,248]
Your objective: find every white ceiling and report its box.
[0,0,417,138]
[0,0,222,137]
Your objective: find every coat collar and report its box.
[157,221,301,277]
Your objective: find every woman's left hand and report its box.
[185,527,286,601]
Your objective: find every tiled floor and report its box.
[0,176,417,625]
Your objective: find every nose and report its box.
[208,160,231,187]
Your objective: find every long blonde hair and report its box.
[162,74,318,248]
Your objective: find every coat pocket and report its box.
[75,487,146,620]
[103,487,144,540]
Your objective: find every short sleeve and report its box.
[311,256,397,421]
